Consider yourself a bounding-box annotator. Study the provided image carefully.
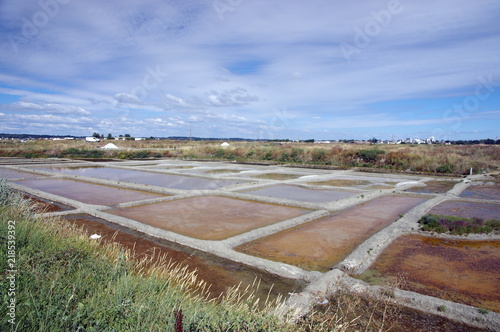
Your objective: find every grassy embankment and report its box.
[1,139,500,175]
[0,179,292,331]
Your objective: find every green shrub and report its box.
[357,149,385,163]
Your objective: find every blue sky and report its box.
[1,0,499,140]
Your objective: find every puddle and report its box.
[235,196,428,272]
[36,166,242,190]
[63,214,305,301]
[241,185,357,203]
[427,201,500,220]
[15,178,166,206]
[357,235,500,312]
[405,180,457,194]
[0,169,43,180]
[251,173,305,180]
[306,176,399,190]
[460,183,500,200]
[105,196,310,240]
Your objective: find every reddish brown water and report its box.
[105,196,311,240]
[405,180,457,194]
[241,185,357,203]
[236,196,428,271]
[15,178,165,205]
[427,201,500,220]
[359,235,500,312]
[36,166,243,190]
[460,183,500,200]
[0,169,42,180]
[63,214,305,301]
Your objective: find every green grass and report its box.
[0,181,291,331]
[418,214,500,235]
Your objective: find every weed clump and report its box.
[418,214,500,235]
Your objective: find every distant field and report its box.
[1,139,499,175]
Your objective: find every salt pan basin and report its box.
[0,168,42,180]
[15,178,165,205]
[36,166,242,190]
[105,196,310,240]
[359,235,500,312]
[241,185,357,203]
[427,201,500,220]
[236,196,428,271]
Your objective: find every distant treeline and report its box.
[0,133,498,144]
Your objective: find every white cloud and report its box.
[0,0,498,139]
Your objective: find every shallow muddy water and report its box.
[63,214,305,301]
[250,173,305,180]
[460,183,500,200]
[427,201,500,220]
[241,185,357,203]
[36,166,243,190]
[405,180,457,194]
[15,178,165,205]
[105,196,311,240]
[305,176,399,190]
[357,235,500,312]
[235,196,428,271]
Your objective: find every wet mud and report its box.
[105,196,311,240]
[358,235,500,312]
[235,196,428,271]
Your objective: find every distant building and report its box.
[85,137,100,142]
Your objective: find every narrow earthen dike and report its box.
[1,158,499,330]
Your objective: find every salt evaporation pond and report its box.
[460,183,500,200]
[240,185,357,203]
[15,178,165,205]
[0,168,43,180]
[105,196,311,240]
[427,200,500,220]
[357,235,500,312]
[64,214,305,301]
[236,195,428,271]
[36,166,243,190]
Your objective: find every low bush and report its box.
[418,214,500,235]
